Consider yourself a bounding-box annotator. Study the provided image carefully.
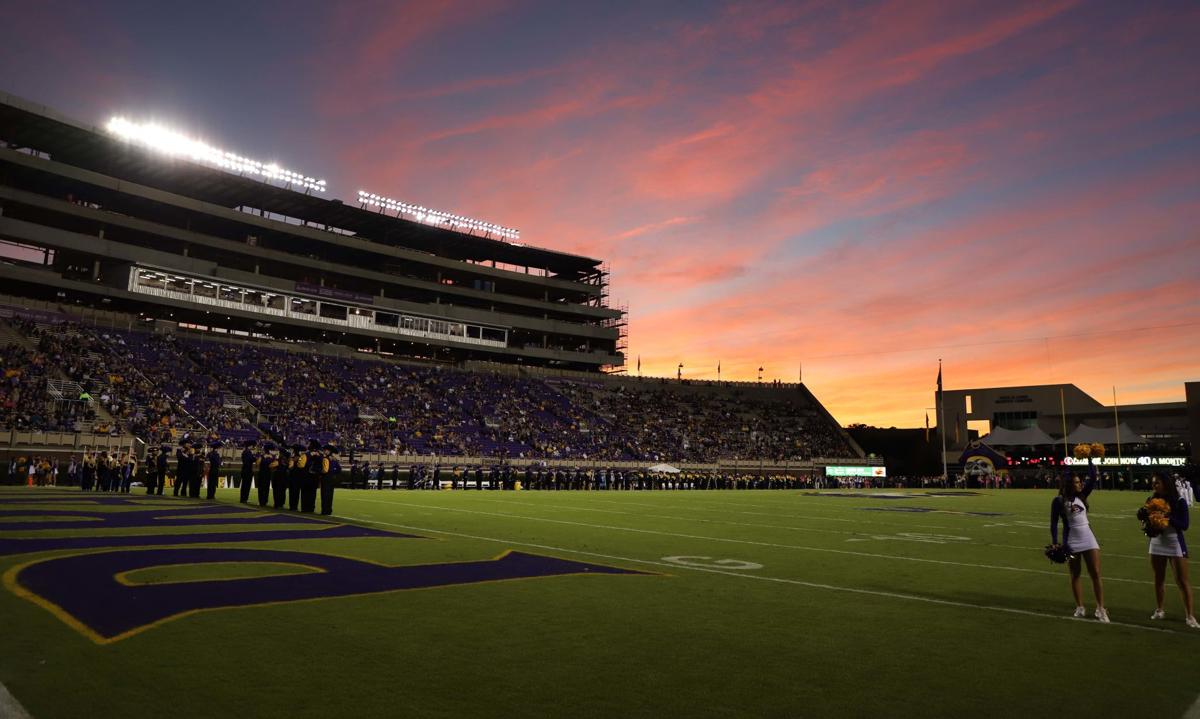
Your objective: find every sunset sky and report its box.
[2,0,1197,427]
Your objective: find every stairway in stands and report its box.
[0,318,120,432]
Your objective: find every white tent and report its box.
[979,426,1057,446]
[1064,423,1149,445]
[646,463,681,474]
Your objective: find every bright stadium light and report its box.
[356,189,520,240]
[106,116,326,193]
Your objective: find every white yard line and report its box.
[0,679,33,719]
[342,496,1152,585]
[333,512,1184,636]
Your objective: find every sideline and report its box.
[344,496,1153,585]
[0,679,33,719]
[334,511,1186,636]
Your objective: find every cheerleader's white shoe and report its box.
[1094,608,1110,624]
[1186,616,1199,629]
[1150,609,1165,620]
[1072,606,1086,618]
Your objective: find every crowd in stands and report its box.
[1,318,859,462]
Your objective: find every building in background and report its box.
[938,383,1194,470]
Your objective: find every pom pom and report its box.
[1044,544,1074,564]
[1073,443,1092,459]
[1140,498,1172,538]
[1090,443,1105,458]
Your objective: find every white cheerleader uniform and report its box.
[1063,496,1100,554]
[1148,496,1189,558]
[1149,527,1184,557]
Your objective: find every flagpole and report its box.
[1113,386,1123,478]
[939,359,948,486]
[1059,386,1069,462]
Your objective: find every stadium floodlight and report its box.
[356,189,520,240]
[106,116,326,193]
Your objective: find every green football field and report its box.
[1,485,1196,718]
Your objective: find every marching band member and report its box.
[319,443,339,516]
[239,440,257,504]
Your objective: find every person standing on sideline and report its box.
[239,441,257,504]
[156,444,169,496]
[256,443,277,508]
[206,441,222,500]
[288,444,305,511]
[273,446,290,510]
[144,447,159,495]
[187,442,204,498]
[1145,473,1197,628]
[81,449,95,492]
[122,451,137,493]
[173,443,188,497]
[319,443,339,516]
[301,439,323,513]
[1050,465,1109,623]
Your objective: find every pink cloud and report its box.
[305,0,1198,426]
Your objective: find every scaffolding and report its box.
[602,301,628,374]
[595,264,627,373]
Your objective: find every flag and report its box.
[717,361,721,376]
[637,356,641,373]
[925,413,930,442]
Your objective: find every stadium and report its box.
[3,43,1200,719]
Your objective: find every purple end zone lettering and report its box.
[10,547,649,642]
[0,503,417,555]
[0,504,332,531]
[0,523,408,555]
[0,495,177,505]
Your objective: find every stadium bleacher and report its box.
[1,314,858,462]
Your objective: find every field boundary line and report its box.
[345,496,1153,585]
[0,678,33,719]
[337,513,1184,636]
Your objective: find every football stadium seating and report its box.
[1,316,857,461]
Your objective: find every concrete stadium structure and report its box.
[0,91,625,371]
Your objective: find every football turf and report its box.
[1,486,1196,718]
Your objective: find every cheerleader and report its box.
[1146,473,1197,628]
[1050,466,1109,622]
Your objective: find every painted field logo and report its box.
[0,492,651,643]
[5,547,647,643]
